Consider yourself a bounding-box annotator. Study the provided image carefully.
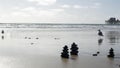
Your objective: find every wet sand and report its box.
[0,28,120,68]
[0,55,120,68]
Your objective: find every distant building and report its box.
[105,17,120,24]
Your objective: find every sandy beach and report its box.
[0,27,120,68]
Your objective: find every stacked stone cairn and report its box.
[70,42,79,55]
[61,45,69,58]
[107,48,115,58]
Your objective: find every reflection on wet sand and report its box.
[106,31,120,45]
[1,36,4,40]
[98,38,103,46]
[70,55,78,60]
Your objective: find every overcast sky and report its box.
[0,0,120,24]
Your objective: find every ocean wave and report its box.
[0,23,120,30]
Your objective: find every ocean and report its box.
[0,23,120,68]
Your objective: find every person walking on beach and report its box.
[1,30,4,34]
[1,30,5,40]
[98,29,103,36]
